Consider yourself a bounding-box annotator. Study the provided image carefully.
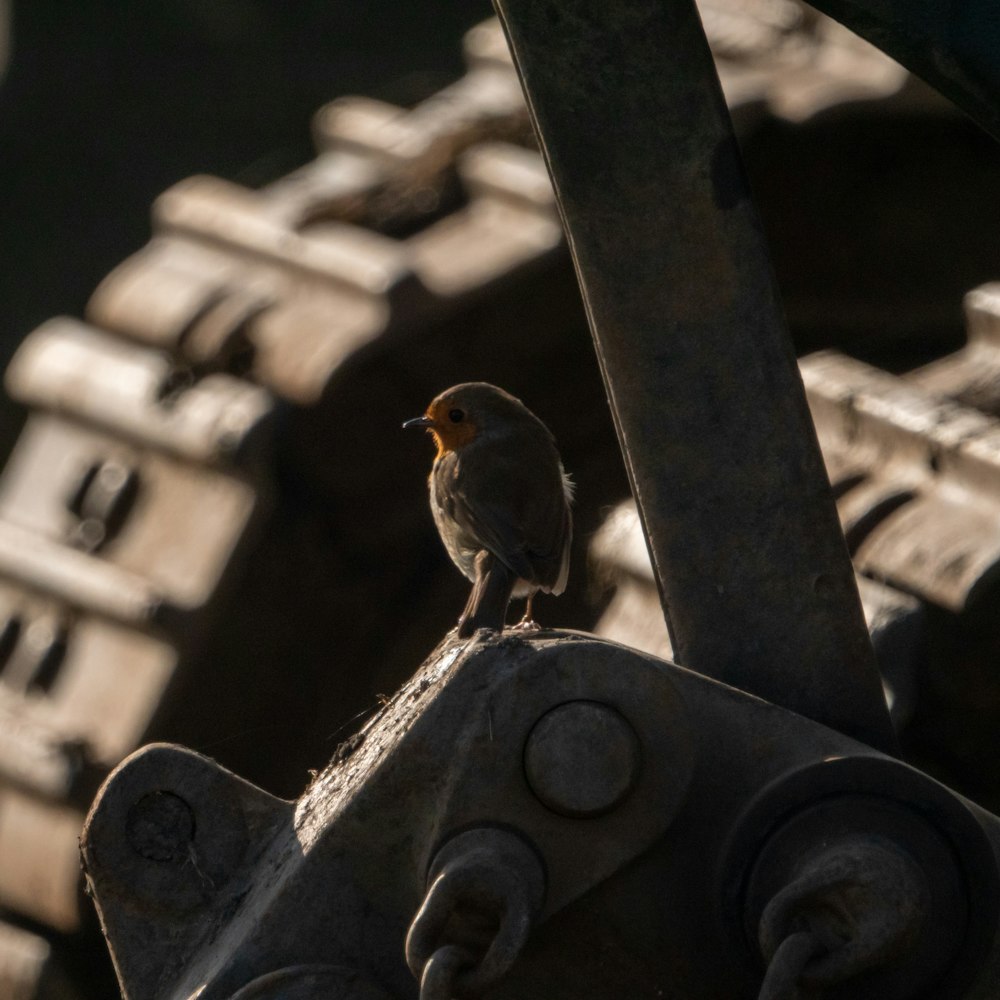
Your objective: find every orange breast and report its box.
[428,399,479,457]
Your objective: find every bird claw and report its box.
[511,618,542,633]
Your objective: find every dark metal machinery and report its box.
[66,0,1000,998]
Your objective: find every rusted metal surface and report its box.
[492,0,894,753]
[81,631,1000,999]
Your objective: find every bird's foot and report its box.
[511,617,542,633]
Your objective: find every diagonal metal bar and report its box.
[805,0,1000,142]
[493,0,897,753]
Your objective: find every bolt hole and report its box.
[65,460,141,552]
[28,627,67,694]
[156,366,196,406]
[0,615,21,673]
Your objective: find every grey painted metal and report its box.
[491,0,896,752]
[81,631,1000,999]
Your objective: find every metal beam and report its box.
[492,0,897,752]
[807,0,1000,141]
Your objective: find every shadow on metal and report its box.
[82,631,1000,998]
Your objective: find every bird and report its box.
[404,382,573,638]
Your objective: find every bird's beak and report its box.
[403,415,435,430]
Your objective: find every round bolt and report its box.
[524,701,641,818]
[126,790,195,862]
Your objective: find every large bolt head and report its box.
[524,700,641,818]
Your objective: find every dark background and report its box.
[0,0,491,434]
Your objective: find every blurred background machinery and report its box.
[3,1,1000,996]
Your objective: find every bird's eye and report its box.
[448,408,465,423]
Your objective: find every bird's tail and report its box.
[457,551,516,637]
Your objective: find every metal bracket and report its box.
[81,631,1000,998]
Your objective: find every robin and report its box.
[405,382,573,638]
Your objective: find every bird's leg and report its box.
[512,592,541,632]
[457,550,515,638]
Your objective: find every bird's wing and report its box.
[447,441,570,589]
[448,483,537,582]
